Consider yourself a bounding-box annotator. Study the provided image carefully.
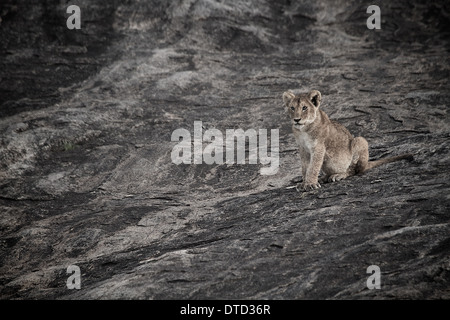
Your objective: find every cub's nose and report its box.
[294,118,301,123]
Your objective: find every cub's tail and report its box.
[366,153,414,171]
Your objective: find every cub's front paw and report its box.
[296,181,321,191]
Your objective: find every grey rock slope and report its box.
[0,0,449,299]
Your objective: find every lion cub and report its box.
[282,90,413,191]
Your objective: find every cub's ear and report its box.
[308,90,322,108]
[282,91,295,106]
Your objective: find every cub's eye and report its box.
[290,106,295,111]
[302,106,308,111]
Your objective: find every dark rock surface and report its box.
[1,0,449,299]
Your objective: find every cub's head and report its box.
[282,90,322,129]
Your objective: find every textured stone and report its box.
[0,0,449,299]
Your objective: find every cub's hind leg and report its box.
[328,173,348,182]
[351,136,370,174]
[326,137,368,182]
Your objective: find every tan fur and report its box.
[282,90,413,191]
